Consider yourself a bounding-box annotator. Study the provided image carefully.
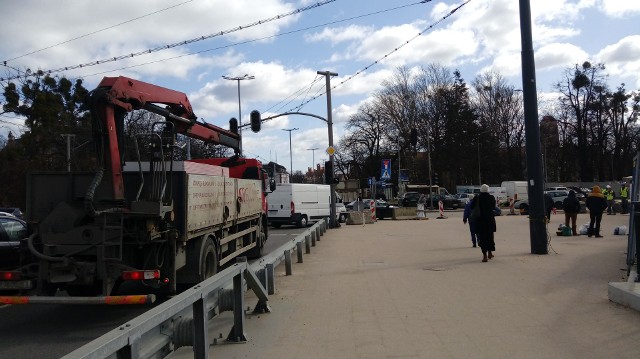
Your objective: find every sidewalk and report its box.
[174,212,640,358]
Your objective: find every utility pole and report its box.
[519,0,547,254]
[307,147,319,183]
[282,128,299,177]
[222,74,255,155]
[61,134,75,172]
[317,70,338,228]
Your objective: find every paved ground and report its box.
[173,211,640,359]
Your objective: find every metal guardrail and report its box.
[62,219,329,359]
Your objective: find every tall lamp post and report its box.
[283,128,299,177]
[222,74,255,155]
[307,147,319,183]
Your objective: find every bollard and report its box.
[266,263,275,295]
[305,235,311,253]
[311,231,317,246]
[316,227,321,241]
[284,249,292,276]
[296,241,303,263]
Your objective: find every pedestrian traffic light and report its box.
[250,110,261,133]
[229,117,238,134]
[410,128,417,146]
[324,161,339,184]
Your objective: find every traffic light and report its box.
[324,161,339,184]
[433,172,439,184]
[229,117,238,134]
[250,110,261,133]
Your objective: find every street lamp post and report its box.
[222,74,255,155]
[283,128,299,177]
[307,147,319,183]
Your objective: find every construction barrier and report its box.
[416,203,426,218]
[436,200,446,219]
[508,198,516,215]
[369,199,376,222]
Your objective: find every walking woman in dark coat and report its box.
[474,184,497,262]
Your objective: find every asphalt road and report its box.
[0,225,309,359]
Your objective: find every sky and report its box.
[0,0,639,175]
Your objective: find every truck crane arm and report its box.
[86,76,241,200]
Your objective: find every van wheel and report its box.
[272,223,281,229]
[297,215,308,228]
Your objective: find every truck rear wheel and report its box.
[200,238,218,280]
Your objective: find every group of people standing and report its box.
[462,183,629,262]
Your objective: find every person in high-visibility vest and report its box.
[603,185,615,215]
[620,182,629,214]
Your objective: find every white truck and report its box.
[268,183,332,228]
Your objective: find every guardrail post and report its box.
[296,241,303,263]
[193,297,209,359]
[284,249,292,275]
[226,270,247,342]
[316,227,321,241]
[311,231,317,247]
[305,235,311,253]
[266,263,275,295]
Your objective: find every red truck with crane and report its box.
[0,76,273,304]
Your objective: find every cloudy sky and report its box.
[1,0,638,174]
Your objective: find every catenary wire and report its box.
[3,0,196,64]
[0,0,337,81]
[280,0,470,116]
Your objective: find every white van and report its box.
[501,181,528,201]
[268,183,330,228]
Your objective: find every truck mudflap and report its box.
[0,294,156,305]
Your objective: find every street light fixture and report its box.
[222,74,255,155]
[307,147,319,183]
[282,128,299,176]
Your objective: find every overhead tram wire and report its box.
[1,0,432,81]
[3,0,196,64]
[264,75,324,115]
[0,0,337,81]
[282,0,472,116]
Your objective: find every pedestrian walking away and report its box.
[562,190,581,236]
[620,182,629,214]
[603,184,616,215]
[462,194,479,247]
[474,184,497,262]
[544,192,554,222]
[586,185,607,238]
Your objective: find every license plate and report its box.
[0,280,32,290]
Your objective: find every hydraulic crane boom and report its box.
[87,76,241,200]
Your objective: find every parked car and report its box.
[567,186,589,200]
[346,199,395,220]
[0,213,28,270]
[545,190,570,209]
[424,194,462,210]
[400,192,421,207]
[336,201,348,223]
[455,193,474,205]
[0,207,23,219]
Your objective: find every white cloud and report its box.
[599,0,640,17]
[0,0,297,81]
[535,43,590,71]
[305,25,372,44]
[597,35,640,87]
